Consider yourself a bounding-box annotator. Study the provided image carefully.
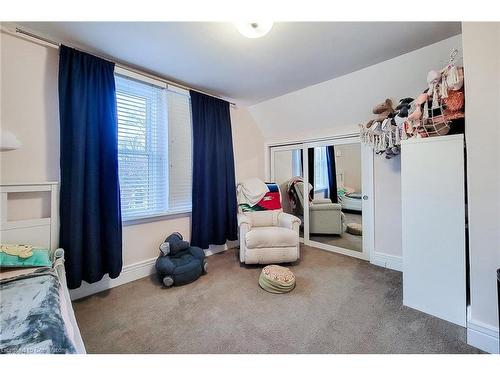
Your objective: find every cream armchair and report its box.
[294,181,345,235]
[237,210,301,264]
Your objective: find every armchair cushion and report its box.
[245,227,298,249]
[242,210,279,227]
[237,213,252,227]
[310,202,342,211]
[277,212,301,229]
[312,198,333,205]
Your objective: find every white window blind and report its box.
[167,88,192,212]
[115,72,193,221]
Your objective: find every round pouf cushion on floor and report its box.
[259,265,296,294]
[346,222,363,236]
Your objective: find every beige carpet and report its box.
[310,212,363,252]
[73,245,481,354]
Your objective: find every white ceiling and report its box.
[17,22,461,105]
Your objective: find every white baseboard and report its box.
[69,257,157,300]
[204,240,238,256]
[69,243,235,300]
[310,241,369,261]
[370,251,402,272]
[467,319,499,354]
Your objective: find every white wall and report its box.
[273,149,294,185]
[230,106,265,182]
[373,156,402,258]
[250,35,463,261]
[335,143,361,192]
[0,31,264,269]
[0,31,61,225]
[462,22,500,353]
[0,32,60,182]
[249,35,463,143]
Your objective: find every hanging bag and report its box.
[443,49,464,91]
[446,66,464,91]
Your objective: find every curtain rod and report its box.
[267,132,360,148]
[11,27,236,107]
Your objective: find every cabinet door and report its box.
[401,135,466,326]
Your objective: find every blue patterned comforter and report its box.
[0,270,77,354]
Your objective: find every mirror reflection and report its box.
[306,143,363,252]
[273,148,304,237]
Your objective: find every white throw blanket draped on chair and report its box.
[236,177,269,208]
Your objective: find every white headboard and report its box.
[0,182,59,251]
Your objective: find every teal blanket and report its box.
[0,270,77,354]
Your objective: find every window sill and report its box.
[122,210,191,227]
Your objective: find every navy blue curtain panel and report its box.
[307,148,316,200]
[308,148,315,190]
[326,145,339,203]
[190,91,238,249]
[58,45,122,289]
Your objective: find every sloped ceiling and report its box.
[17,22,461,105]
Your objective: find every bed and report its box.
[336,172,363,213]
[0,182,86,354]
[339,192,362,212]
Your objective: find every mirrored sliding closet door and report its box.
[303,140,368,259]
[270,137,373,260]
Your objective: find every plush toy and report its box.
[373,98,395,120]
[394,97,414,118]
[366,98,395,129]
[407,93,427,121]
[380,98,412,159]
[427,70,441,107]
[0,244,33,258]
[155,232,207,287]
[159,232,190,256]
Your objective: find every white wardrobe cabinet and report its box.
[401,134,466,327]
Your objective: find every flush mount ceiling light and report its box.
[235,22,273,38]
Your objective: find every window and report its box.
[314,147,329,192]
[291,149,302,177]
[289,148,329,190]
[115,70,192,221]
